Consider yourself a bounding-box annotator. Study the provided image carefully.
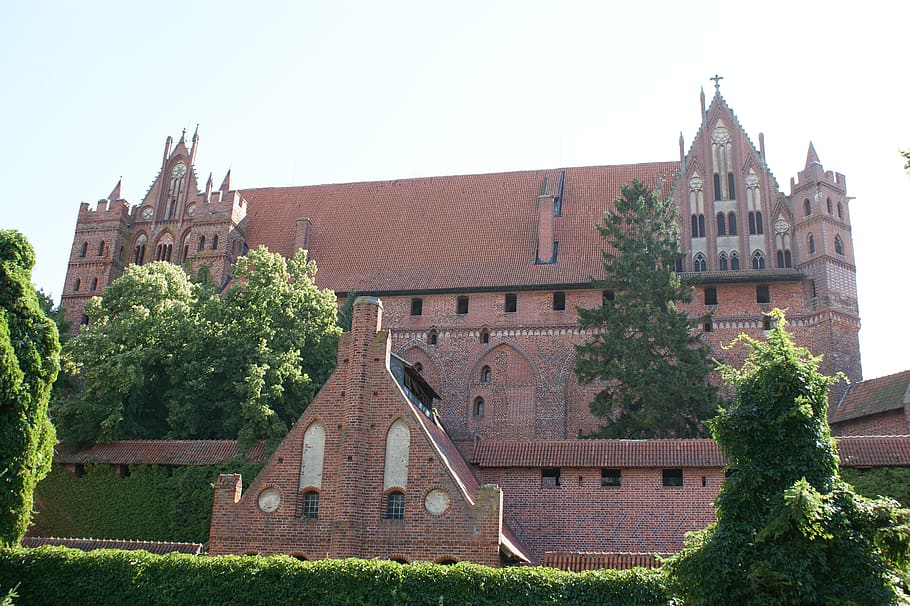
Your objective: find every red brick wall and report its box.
[209,299,505,565]
[476,466,722,563]
[830,410,908,437]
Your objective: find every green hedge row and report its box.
[32,462,263,543]
[0,547,671,606]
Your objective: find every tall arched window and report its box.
[698,214,706,238]
[837,202,844,220]
[427,329,438,346]
[728,212,737,235]
[211,234,218,250]
[480,328,490,344]
[79,242,88,257]
[480,366,491,383]
[730,251,740,270]
[90,277,98,291]
[473,397,485,417]
[713,174,722,201]
[383,419,410,491]
[834,235,844,255]
[752,250,766,269]
[73,278,81,292]
[97,241,105,256]
[804,199,812,216]
[727,173,735,199]
[827,197,833,214]
[694,253,707,272]
[198,235,206,251]
[385,491,405,520]
[777,251,784,268]
[808,234,815,255]
[300,421,325,491]
[716,213,726,236]
[718,252,728,271]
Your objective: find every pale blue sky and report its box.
[2,1,908,380]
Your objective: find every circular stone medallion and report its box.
[424,489,450,515]
[258,487,281,513]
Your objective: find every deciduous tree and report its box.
[0,230,60,546]
[574,180,717,437]
[666,310,910,605]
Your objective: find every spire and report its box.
[192,124,199,145]
[190,124,200,164]
[162,135,173,168]
[700,86,706,116]
[205,172,213,202]
[177,128,187,146]
[220,169,231,191]
[108,178,123,201]
[679,132,685,164]
[806,141,821,168]
[710,74,723,93]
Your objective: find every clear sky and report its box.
[2,1,908,380]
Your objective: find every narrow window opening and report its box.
[808,234,815,255]
[198,235,206,251]
[730,252,740,270]
[601,468,621,487]
[755,211,763,234]
[704,287,717,306]
[694,253,706,272]
[73,278,81,292]
[713,173,722,201]
[827,197,833,214]
[752,251,766,269]
[211,234,218,250]
[763,315,772,331]
[837,202,844,220]
[719,253,728,271]
[756,285,770,304]
[301,491,319,519]
[79,242,87,257]
[804,198,812,216]
[385,491,405,520]
[748,212,756,235]
[428,330,438,346]
[480,328,490,344]
[716,213,726,236]
[456,296,469,315]
[541,468,561,488]
[91,277,98,291]
[698,214,706,237]
[97,241,105,256]
[553,291,566,311]
[727,172,735,198]
[728,212,737,235]
[480,366,491,383]
[662,469,683,487]
[410,298,423,316]
[834,235,844,256]
[704,321,713,333]
[504,293,517,313]
[473,397,485,417]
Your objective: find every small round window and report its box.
[257,487,281,513]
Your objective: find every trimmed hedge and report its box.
[32,462,263,543]
[0,546,672,606]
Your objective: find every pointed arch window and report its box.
[834,235,844,256]
[837,202,844,220]
[808,234,815,255]
[804,198,812,217]
[73,278,81,292]
[728,212,737,235]
[198,235,206,251]
[473,397,485,417]
[97,241,106,256]
[480,328,490,344]
[133,239,146,266]
[718,252,728,271]
[211,234,218,251]
[79,242,88,258]
[427,329,438,346]
[91,277,98,291]
[713,174,722,201]
[730,251,740,270]
[752,250,766,270]
[727,173,735,199]
[716,213,726,236]
[827,197,833,214]
[694,253,707,272]
[480,366,491,383]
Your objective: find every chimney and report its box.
[294,217,312,253]
[536,195,556,264]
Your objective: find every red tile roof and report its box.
[835,435,910,467]
[22,536,203,555]
[54,440,266,466]
[829,370,910,424]
[471,439,726,468]
[241,162,679,294]
[542,551,668,571]
[471,436,910,469]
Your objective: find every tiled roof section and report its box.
[836,436,910,467]
[471,439,726,468]
[54,440,267,466]
[472,437,910,469]
[542,551,667,571]
[830,370,910,424]
[241,162,679,293]
[409,402,480,504]
[22,536,203,555]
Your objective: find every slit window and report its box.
[504,293,517,313]
[410,298,423,316]
[428,330,438,346]
[480,366,491,383]
[662,469,683,487]
[601,468,621,487]
[473,397,485,417]
[553,291,566,311]
[456,296,469,315]
[480,329,490,344]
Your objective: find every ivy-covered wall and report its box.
[840,466,910,507]
[32,463,262,543]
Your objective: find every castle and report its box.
[62,84,869,564]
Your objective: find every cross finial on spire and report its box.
[710,74,723,91]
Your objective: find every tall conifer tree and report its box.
[574,180,717,438]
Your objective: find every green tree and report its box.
[574,180,717,438]
[55,247,340,446]
[666,310,910,605]
[901,148,910,177]
[0,230,60,546]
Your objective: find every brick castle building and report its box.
[62,84,871,564]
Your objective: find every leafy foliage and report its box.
[574,180,718,438]
[0,547,671,606]
[666,310,910,605]
[32,463,263,543]
[52,247,340,446]
[902,148,910,177]
[841,466,910,508]
[0,230,60,547]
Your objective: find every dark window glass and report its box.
[480,329,490,344]
[748,212,756,235]
[728,212,737,235]
[504,293,517,313]
[756,212,763,234]
[410,298,423,316]
[704,287,717,306]
[428,330,438,346]
[731,252,740,270]
[79,242,87,257]
[727,173,735,198]
[456,296,469,315]
[97,241,105,256]
[663,469,683,487]
[480,366,491,383]
[713,174,722,200]
[602,290,615,305]
[541,468,561,488]
[302,491,319,519]
[835,235,844,255]
[473,397,485,417]
[717,213,726,236]
[808,234,815,255]
[553,291,566,311]
[804,198,812,216]
[756,285,770,304]
[386,491,405,520]
[704,321,713,332]
[601,468,621,487]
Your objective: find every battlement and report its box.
[77,199,131,223]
